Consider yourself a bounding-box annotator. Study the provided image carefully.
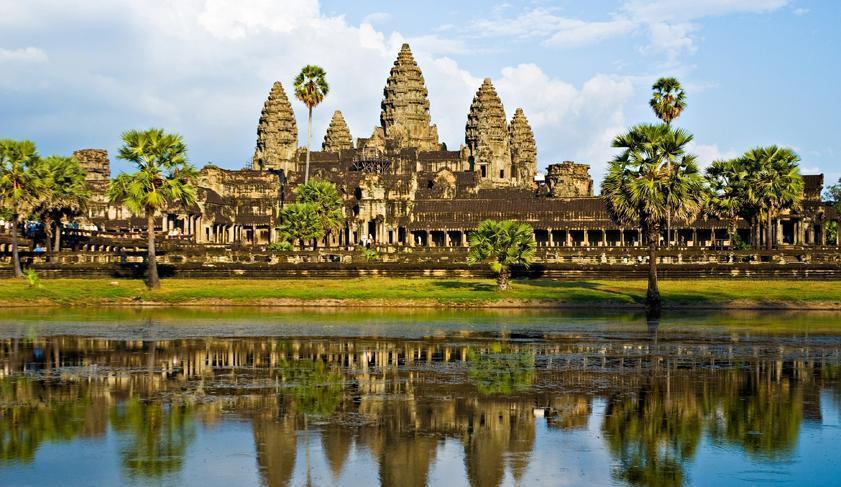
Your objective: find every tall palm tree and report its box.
[467,219,536,291]
[108,129,197,289]
[650,77,686,126]
[650,77,687,247]
[705,159,749,247]
[602,124,704,310]
[0,139,42,277]
[294,65,329,183]
[742,146,804,250]
[32,155,90,254]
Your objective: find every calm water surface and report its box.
[0,308,840,487]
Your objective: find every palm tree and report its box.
[705,159,748,247]
[742,146,804,250]
[294,179,344,247]
[602,124,704,310]
[32,155,90,254]
[277,202,323,250]
[107,129,197,289]
[467,219,536,291]
[650,77,687,247]
[0,139,42,278]
[294,65,329,183]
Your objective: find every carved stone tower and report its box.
[73,149,111,220]
[509,108,537,187]
[465,78,511,183]
[252,81,298,172]
[322,110,353,152]
[380,43,440,151]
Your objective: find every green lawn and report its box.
[0,277,839,308]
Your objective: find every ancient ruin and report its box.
[251,81,298,172]
[64,43,837,252]
[322,111,353,152]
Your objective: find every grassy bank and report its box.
[0,277,839,309]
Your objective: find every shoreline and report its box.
[1,277,840,310]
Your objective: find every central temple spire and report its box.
[379,43,440,151]
[466,78,511,182]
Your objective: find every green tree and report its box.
[705,159,749,247]
[295,179,344,246]
[601,124,704,310]
[31,155,90,254]
[467,219,536,291]
[278,202,322,249]
[742,146,804,250]
[294,65,329,183]
[107,129,197,289]
[650,77,687,248]
[0,139,42,278]
[649,77,686,126]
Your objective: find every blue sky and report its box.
[1,0,838,190]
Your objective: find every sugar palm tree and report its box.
[295,179,344,246]
[650,77,686,126]
[602,124,704,310]
[742,146,804,250]
[108,129,197,289]
[294,65,329,183]
[467,219,536,291]
[705,159,749,247]
[0,139,42,278]
[32,155,90,254]
[650,77,687,247]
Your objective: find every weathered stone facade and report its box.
[545,162,593,197]
[380,43,440,151]
[66,43,838,252]
[252,81,298,172]
[509,108,537,186]
[322,111,353,152]
[466,79,511,185]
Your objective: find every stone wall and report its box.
[545,162,593,197]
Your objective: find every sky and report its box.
[1,0,839,192]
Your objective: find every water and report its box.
[0,308,840,487]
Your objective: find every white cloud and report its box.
[793,7,810,16]
[0,47,48,63]
[467,0,789,60]
[690,143,740,169]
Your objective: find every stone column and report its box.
[619,228,625,247]
[691,229,697,247]
[425,231,431,247]
[565,230,571,247]
[547,228,554,247]
[582,229,589,246]
[461,231,468,247]
[776,219,783,245]
[601,230,607,247]
[444,230,451,247]
[821,221,827,246]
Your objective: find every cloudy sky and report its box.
[1,0,838,190]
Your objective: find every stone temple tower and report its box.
[252,81,298,172]
[322,110,353,152]
[509,108,537,186]
[380,43,440,151]
[466,78,512,183]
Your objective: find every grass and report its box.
[0,277,839,308]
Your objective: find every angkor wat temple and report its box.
[75,43,838,250]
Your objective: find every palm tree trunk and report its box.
[43,215,54,262]
[766,207,774,251]
[53,221,61,253]
[146,210,160,289]
[305,106,312,183]
[10,214,22,278]
[646,225,661,311]
[497,266,510,291]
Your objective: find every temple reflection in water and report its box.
[1,331,840,486]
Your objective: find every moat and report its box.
[1,309,840,486]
